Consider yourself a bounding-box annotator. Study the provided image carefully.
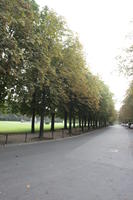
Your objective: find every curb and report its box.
[0,128,102,148]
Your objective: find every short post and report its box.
[51,131,54,139]
[62,129,64,138]
[5,134,8,145]
[25,133,28,142]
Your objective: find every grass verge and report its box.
[0,121,64,134]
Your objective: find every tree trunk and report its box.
[51,113,55,131]
[31,92,36,133]
[84,116,87,127]
[69,111,72,135]
[90,120,93,127]
[39,90,45,138]
[95,120,97,128]
[40,114,44,138]
[88,117,90,129]
[92,120,94,128]
[82,118,84,132]
[73,116,75,128]
[64,110,67,129]
[31,108,35,133]
[69,103,72,135]
[79,115,81,128]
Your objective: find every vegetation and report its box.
[118,30,133,123]
[119,81,133,123]
[0,0,116,137]
[0,121,64,133]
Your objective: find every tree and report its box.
[0,2,116,137]
[117,28,133,123]
[97,78,116,126]
[0,0,38,101]
[119,81,133,123]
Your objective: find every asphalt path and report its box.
[0,125,133,200]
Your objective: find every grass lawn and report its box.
[0,121,64,134]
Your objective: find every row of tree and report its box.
[119,81,133,123]
[0,0,116,137]
[118,27,133,123]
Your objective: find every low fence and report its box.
[0,126,94,146]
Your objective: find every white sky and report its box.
[36,0,133,110]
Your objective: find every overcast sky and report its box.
[36,0,133,110]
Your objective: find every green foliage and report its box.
[117,30,133,123]
[119,81,133,122]
[97,78,116,123]
[0,1,116,135]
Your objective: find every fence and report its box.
[0,126,94,146]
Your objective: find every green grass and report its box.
[0,121,64,134]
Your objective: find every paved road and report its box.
[0,125,133,200]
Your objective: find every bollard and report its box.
[5,134,8,145]
[62,129,64,138]
[25,133,28,142]
[51,131,54,139]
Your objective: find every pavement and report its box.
[0,124,133,200]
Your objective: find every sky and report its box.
[36,0,133,110]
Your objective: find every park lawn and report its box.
[0,121,64,134]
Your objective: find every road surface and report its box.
[0,125,133,200]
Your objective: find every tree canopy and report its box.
[119,81,133,123]
[0,0,116,136]
[118,26,133,123]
